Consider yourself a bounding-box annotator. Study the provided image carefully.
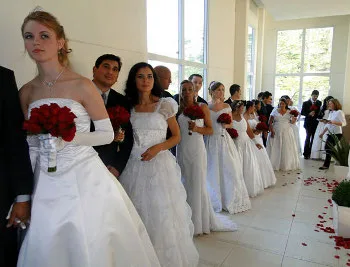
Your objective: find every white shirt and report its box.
[93,82,111,105]
[325,110,347,135]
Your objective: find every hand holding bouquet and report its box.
[217,113,232,136]
[107,106,130,149]
[23,103,76,172]
[183,105,205,135]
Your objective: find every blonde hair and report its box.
[21,10,71,66]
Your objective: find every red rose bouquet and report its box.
[226,128,238,139]
[290,109,299,118]
[258,114,268,123]
[217,113,232,136]
[256,122,269,132]
[310,104,318,111]
[183,105,205,135]
[107,105,130,151]
[23,103,77,172]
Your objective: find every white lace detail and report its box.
[158,97,178,119]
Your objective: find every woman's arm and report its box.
[141,116,181,161]
[189,104,213,135]
[269,115,275,137]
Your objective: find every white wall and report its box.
[207,0,236,99]
[262,14,350,112]
[0,0,148,93]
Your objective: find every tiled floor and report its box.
[194,158,349,267]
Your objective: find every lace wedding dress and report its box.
[119,98,199,267]
[17,98,160,267]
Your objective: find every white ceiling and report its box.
[255,0,350,21]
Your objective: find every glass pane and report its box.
[147,0,179,58]
[274,76,301,106]
[184,0,205,63]
[247,26,255,74]
[184,66,204,97]
[246,75,253,100]
[302,76,330,102]
[148,60,179,96]
[304,27,333,73]
[276,30,303,74]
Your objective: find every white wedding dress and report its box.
[205,107,251,214]
[18,98,160,267]
[290,106,302,155]
[233,115,264,197]
[248,116,277,188]
[266,109,300,171]
[311,109,329,160]
[119,98,199,267]
[177,111,237,235]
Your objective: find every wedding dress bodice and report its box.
[28,98,97,174]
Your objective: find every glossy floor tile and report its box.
[194,158,348,267]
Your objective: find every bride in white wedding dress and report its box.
[119,63,199,267]
[17,11,160,267]
[176,80,237,235]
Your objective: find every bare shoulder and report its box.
[19,80,35,102]
[223,103,231,109]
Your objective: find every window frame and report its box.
[147,0,209,98]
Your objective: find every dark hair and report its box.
[245,100,254,109]
[278,98,289,109]
[311,90,319,96]
[321,95,334,114]
[124,62,162,106]
[257,92,264,98]
[229,84,241,96]
[231,100,245,111]
[208,81,224,93]
[188,74,203,81]
[22,10,71,66]
[262,91,272,100]
[253,99,261,106]
[94,54,122,71]
[281,95,290,100]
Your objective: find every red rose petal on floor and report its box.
[324,206,328,209]
[334,255,340,259]
[347,253,350,256]
[314,229,320,232]
[335,246,341,250]
[318,215,324,219]
[302,243,307,246]
[329,217,333,220]
[346,263,350,266]
[292,214,295,217]
[323,212,327,214]
[328,199,332,203]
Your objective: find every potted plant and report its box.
[326,133,350,180]
[332,180,350,238]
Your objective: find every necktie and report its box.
[101,92,107,104]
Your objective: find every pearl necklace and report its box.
[41,67,65,88]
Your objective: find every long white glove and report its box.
[71,118,114,146]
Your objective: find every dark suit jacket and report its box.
[174,94,208,105]
[258,102,274,119]
[301,99,322,129]
[92,89,133,175]
[0,66,33,227]
[161,90,173,98]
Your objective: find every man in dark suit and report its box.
[224,84,246,106]
[258,91,274,146]
[0,66,33,267]
[154,66,173,98]
[301,90,322,159]
[91,54,133,178]
[174,74,208,105]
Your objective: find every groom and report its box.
[91,54,133,178]
[0,66,33,266]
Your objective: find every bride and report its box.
[17,10,160,267]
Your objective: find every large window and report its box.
[246,26,256,100]
[274,27,333,107]
[147,0,208,97]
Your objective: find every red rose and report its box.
[107,106,131,131]
[258,115,268,122]
[183,105,205,121]
[310,104,318,111]
[226,128,238,139]
[217,113,232,124]
[290,110,299,117]
[256,122,269,131]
